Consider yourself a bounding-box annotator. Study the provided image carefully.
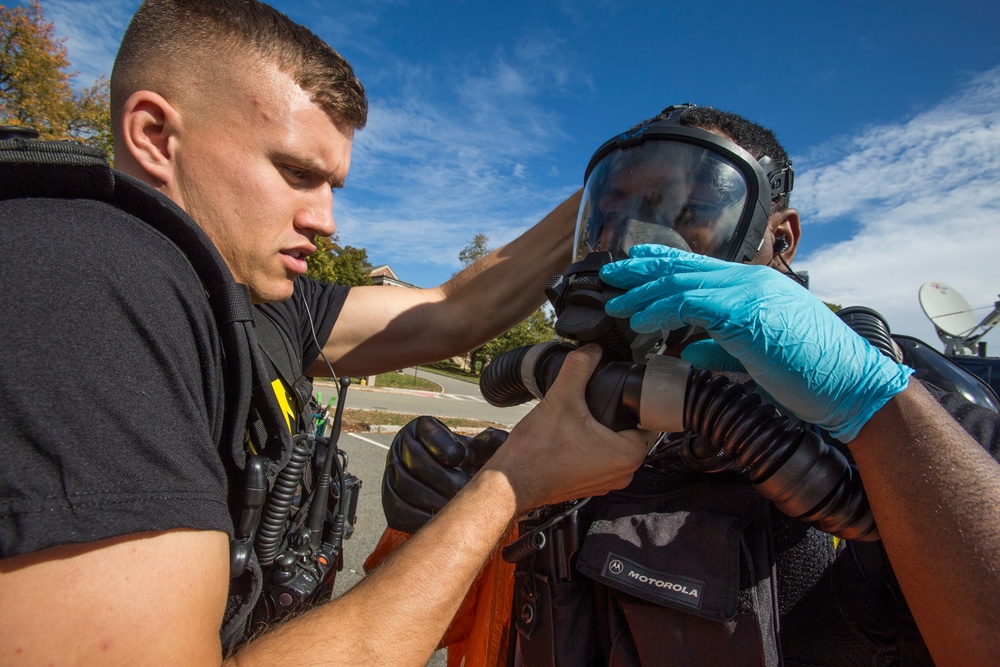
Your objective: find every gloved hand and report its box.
[679,338,748,374]
[600,245,913,442]
[382,415,508,534]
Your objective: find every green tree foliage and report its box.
[472,307,556,371]
[307,234,373,287]
[458,232,490,267]
[0,1,111,157]
[459,233,556,372]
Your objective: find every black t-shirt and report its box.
[0,197,349,559]
[257,276,347,382]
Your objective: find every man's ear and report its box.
[118,91,180,190]
[769,208,801,266]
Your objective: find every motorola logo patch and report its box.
[601,552,706,610]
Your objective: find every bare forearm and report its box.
[226,468,518,666]
[436,188,580,345]
[850,382,1000,666]
[317,190,580,376]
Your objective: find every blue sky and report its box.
[40,0,1000,353]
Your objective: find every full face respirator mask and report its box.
[546,104,794,361]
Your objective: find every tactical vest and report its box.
[0,129,355,650]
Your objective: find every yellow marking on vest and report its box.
[271,378,296,434]
[832,535,841,551]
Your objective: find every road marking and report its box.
[440,394,487,402]
[347,432,390,450]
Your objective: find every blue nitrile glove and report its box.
[680,338,748,374]
[601,245,913,442]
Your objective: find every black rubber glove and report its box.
[382,415,508,534]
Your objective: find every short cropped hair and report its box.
[641,105,791,213]
[111,0,367,134]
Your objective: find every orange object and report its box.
[364,526,518,666]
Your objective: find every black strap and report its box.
[255,307,318,431]
[255,309,301,388]
[0,136,114,199]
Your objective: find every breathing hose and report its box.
[481,341,880,542]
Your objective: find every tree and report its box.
[307,234,373,287]
[458,233,556,372]
[0,1,111,156]
[471,307,556,371]
[458,233,491,267]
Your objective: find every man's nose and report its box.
[298,190,337,237]
[315,204,337,237]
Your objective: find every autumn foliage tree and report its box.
[0,1,111,156]
[306,234,373,287]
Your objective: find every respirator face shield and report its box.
[575,132,776,265]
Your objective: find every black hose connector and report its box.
[481,342,644,431]
[479,344,539,407]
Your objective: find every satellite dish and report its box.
[919,282,1000,356]
[919,282,977,337]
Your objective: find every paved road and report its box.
[329,430,392,599]
[316,367,537,428]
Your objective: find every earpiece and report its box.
[771,236,808,288]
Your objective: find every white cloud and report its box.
[335,34,584,281]
[795,66,1000,355]
[45,0,139,85]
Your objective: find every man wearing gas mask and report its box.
[381,104,1000,666]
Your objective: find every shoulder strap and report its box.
[255,307,318,425]
[255,308,301,388]
[835,305,999,413]
[893,334,1000,412]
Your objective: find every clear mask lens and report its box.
[576,141,750,262]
